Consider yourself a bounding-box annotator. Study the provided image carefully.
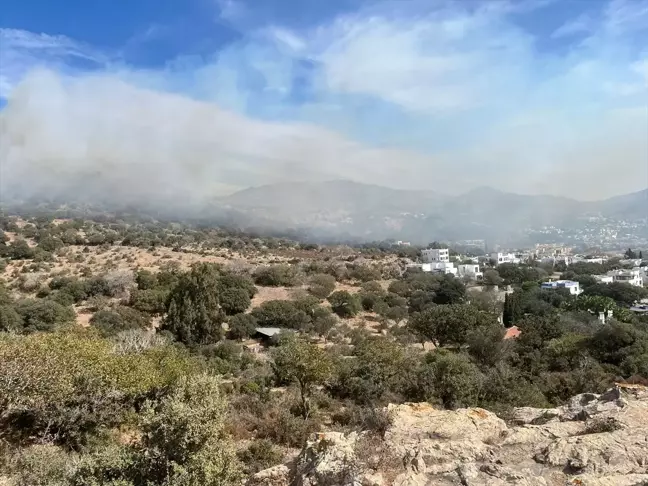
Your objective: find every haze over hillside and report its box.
[218,180,648,243]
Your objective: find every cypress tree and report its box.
[162,263,224,345]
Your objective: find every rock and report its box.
[360,472,385,486]
[566,473,648,485]
[385,404,507,474]
[250,464,290,486]
[391,473,428,486]
[292,431,360,486]
[271,386,648,485]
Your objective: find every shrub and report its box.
[251,300,311,331]
[237,439,283,474]
[162,264,225,346]
[332,405,393,438]
[220,287,251,315]
[129,288,168,315]
[228,313,258,340]
[349,265,382,282]
[90,306,150,337]
[308,273,336,299]
[49,276,89,303]
[254,265,299,287]
[0,304,23,332]
[581,417,623,435]
[14,298,75,333]
[0,329,198,448]
[328,290,361,318]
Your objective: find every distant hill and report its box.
[219,180,648,244]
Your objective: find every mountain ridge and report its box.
[218,180,647,244]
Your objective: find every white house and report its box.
[422,248,450,263]
[490,252,520,265]
[458,264,483,280]
[582,256,608,265]
[407,261,457,276]
[607,269,643,287]
[425,262,457,275]
[593,275,614,284]
[541,280,583,295]
[639,267,648,286]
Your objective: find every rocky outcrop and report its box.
[250,385,648,486]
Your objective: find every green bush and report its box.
[254,265,299,287]
[228,313,258,340]
[220,287,251,315]
[308,273,336,299]
[129,288,168,315]
[251,300,311,330]
[14,298,75,333]
[237,439,283,474]
[328,290,361,318]
[90,306,150,337]
[0,329,198,448]
[162,264,225,346]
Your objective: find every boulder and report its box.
[253,386,648,485]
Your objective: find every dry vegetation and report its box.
[0,207,646,485]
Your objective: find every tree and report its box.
[336,337,411,404]
[129,288,168,315]
[162,263,225,346]
[482,269,503,287]
[312,308,337,339]
[14,299,75,333]
[584,282,648,307]
[254,265,299,287]
[433,275,466,305]
[328,290,361,318]
[135,269,157,290]
[228,313,258,340]
[7,239,35,260]
[408,304,495,347]
[466,324,507,366]
[308,273,336,299]
[625,248,637,259]
[218,272,257,298]
[420,352,483,408]
[219,287,251,315]
[272,336,333,418]
[564,295,617,319]
[251,300,311,330]
[90,306,150,337]
[0,304,23,332]
[503,293,523,327]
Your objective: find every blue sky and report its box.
[0,0,646,201]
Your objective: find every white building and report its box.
[541,280,583,295]
[458,264,483,280]
[607,269,643,287]
[593,275,614,284]
[490,252,520,265]
[422,248,450,263]
[424,262,457,275]
[640,267,648,286]
[407,261,457,276]
[582,256,608,265]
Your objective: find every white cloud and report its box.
[0,69,453,204]
[0,28,107,98]
[551,13,594,39]
[0,0,646,203]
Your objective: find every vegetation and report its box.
[0,207,646,484]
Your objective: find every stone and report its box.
[258,386,648,486]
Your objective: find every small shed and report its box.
[254,327,285,345]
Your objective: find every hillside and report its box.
[220,181,648,244]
